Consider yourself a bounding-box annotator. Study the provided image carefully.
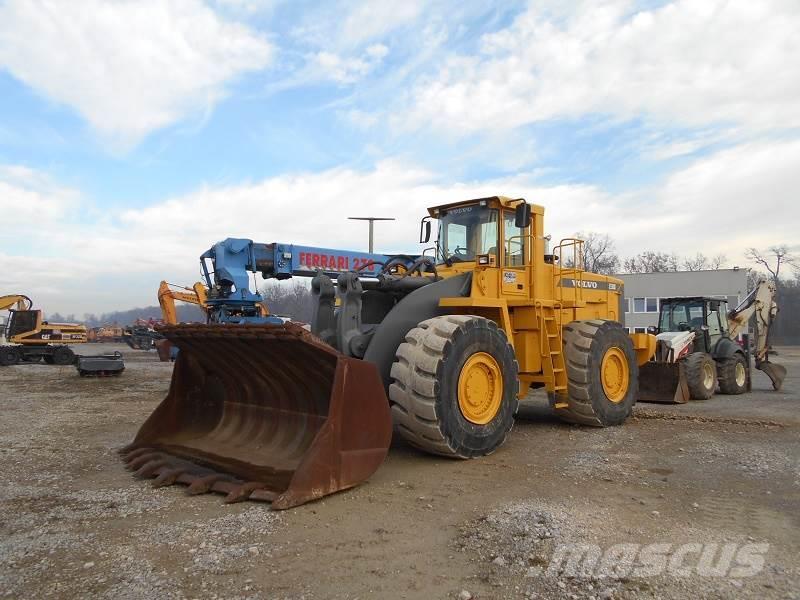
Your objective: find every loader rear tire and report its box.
[389,315,518,458]
[0,346,20,366]
[684,352,716,399]
[555,320,637,427]
[717,354,747,395]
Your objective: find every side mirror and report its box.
[514,202,532,228]
[647,326,657,335]
[419,217,432,244]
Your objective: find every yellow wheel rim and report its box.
[601,347,629,403]
[735,362,746,387]
[703,362,715,389]
[458,352,503,425]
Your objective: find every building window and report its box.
[634,327,647,334]
[633,297,658,313]
[623,298,631,313]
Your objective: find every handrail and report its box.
[552,238,585,305]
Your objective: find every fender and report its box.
[712,337,745,360]
[363,273,472,390]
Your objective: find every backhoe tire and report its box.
[52,346,75,366]
[684,352,716,399]
[0,346,20,366]
[389,315,518,458]
[555,320,637,427]
[717,354,748,395]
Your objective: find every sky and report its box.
[1,0,799,316]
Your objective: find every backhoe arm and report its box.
[727,278,786,389]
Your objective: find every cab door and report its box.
[501,210,528,297]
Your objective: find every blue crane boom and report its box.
[199,238,410,323]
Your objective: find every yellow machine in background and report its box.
[157,281,209,324]
[0,294,87,366]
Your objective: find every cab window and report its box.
[503,211,525,266]
[439,205,498,263]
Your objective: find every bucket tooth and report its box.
[126,452,164,471]
[120,446,155,463]
[152,468,186,488]
[223,482,270,504]
[186,474,227,495]
[121,322,392,509]
[135,459,169,478]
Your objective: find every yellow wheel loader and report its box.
[0,294,87,366]
[122,197,656,508]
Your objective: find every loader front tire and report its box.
[718,354,748,395]
[684,352,716,399]
[555,320,637,427]
[389,315,518,458]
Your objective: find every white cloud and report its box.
[339,0,423,49]
[311,44,389,84]
[0,165,80,227]
[4,139,799,315]
[0,0,273,148]
[404,0,800,135]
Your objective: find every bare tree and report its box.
[260,280,315,322]
[745,245,797,287]
[682,252,727,271]
[570,231,620,274]
[710,254,727,270]
[623,250,680,273]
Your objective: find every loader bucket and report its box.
[638,362,690,404]
[756,359,787,391]
[120,323,392,509]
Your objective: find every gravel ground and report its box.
[1,344,799,599]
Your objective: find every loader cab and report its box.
[423,197,530,270]
[657,297,729,354]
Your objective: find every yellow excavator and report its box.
[123,197,657,508]
[154,281,209,361]
[0,294,87,366]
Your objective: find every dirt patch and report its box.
[1,344,799,599]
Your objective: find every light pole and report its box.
[347,217,395,253]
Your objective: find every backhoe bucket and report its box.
[638,362,690,404]
[120,323,392,509]
[756,359,787,391]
